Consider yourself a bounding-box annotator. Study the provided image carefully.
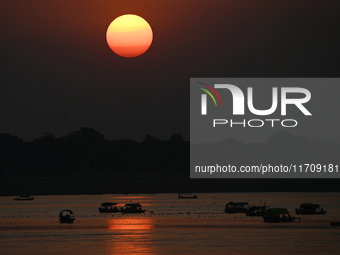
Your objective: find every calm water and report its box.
[1,193,340,254]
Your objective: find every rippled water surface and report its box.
[1,193,340,254]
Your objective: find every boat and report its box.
[330,222,340,227]
[246,205,267,216]
[98,202,121,213]
[178,193,198,199]
[121,203,146,213]
[224,202,249,213]
[295,203,326,215]
[13,195,34,201]
[59,209,75,224]
[263,208,295,223]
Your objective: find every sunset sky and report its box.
[1,0,339,141]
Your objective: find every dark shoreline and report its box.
[1,129,340,196]
[1,189,339,198]
[1,172,339,196]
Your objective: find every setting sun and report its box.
[106,14,153,58]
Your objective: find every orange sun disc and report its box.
[106,14,153,58]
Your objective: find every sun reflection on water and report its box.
[105,217,156,254]
[107,217,155,230]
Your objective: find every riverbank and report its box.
[1,172,339,196]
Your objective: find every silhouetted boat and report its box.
[246,205,267,216]
[59,209,75,223]
[98,202,121,213]
[225,202,249,213]
[178,193,198,199]
[263,208,295,223]
[330,222,340,226]
[295,203,326,215]
[13,195,34,201]
[121,203,145,213]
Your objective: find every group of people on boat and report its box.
[262,208,295,223]
[15,194,327,224]
[224,201,327,223]
[59,209,75,223]
[58,202,146,224]
[295,203,326,215]
[98,202,146,214]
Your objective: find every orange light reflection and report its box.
[105,217,156,255]
[107,217,155,231]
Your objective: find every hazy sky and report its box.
[1,0,339,141]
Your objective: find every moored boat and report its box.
[98,202,121,213]
[263,208,295,223]
[246,205,267,216]
[13,195,34,201]
[225,202,249,213]
[178,193,198,199]
[295,203,326,215]
[121,203,146,213]
[59,209,75,223]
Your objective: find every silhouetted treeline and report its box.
[0,128,188,174]
[1,128,340,195]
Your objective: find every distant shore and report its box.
[1,129,340,196]
[1,171,339,196]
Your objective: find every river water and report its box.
[1,192,340,254]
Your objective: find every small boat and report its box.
[13,195,34,201]
[330,222,340,227]
[295,203,326,215]
[225,202,249,213]
[178,193,198,199]
[98,202,121,213]
[246,205,267,216]
[121,203,146,213]
[263,208,295,223]
[59,209,75,224]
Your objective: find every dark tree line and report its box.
[0,128,189,174]
[1,129,340,195]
